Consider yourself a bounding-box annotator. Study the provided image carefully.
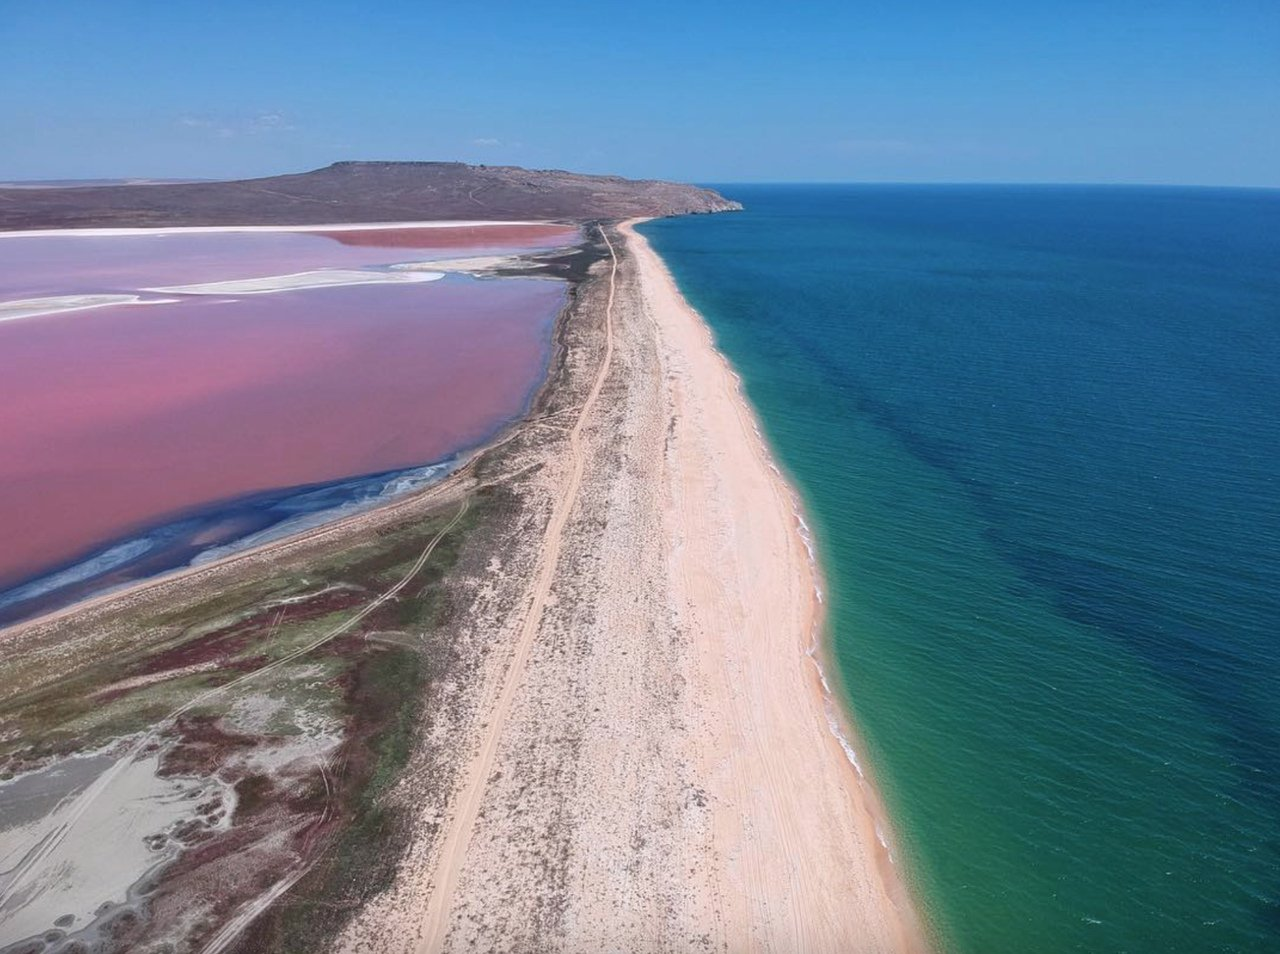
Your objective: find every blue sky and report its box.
[2,0,1276,185]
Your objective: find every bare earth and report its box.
[335,222,928,953]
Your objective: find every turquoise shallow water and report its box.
[639,186,1280,954]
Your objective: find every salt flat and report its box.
[0,294,175,322]
[146,268,444,296]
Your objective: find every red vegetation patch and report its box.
[161,714,260,777]
[313,224,578,249]
[129,626,261,680]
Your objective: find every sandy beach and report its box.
[330,221,928,952]
[622,222,928,952]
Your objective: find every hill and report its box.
[0,161,741,229]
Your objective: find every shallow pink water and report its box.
[0,227,570,588]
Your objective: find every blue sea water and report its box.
[639,186,1280,953]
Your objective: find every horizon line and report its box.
[699,179,1280,191]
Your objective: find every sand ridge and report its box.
[0,293,178,322]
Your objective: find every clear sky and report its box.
[2,0,1277,186]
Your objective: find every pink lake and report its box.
[0,224,574,611]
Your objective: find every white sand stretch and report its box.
[394,255,521,274]
[145,269,444,296]
[0,294,177,323]
[613,220,927,952]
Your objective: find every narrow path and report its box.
[414,225,618,953]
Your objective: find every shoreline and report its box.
[642,230,935,945]
[624,220,931,952]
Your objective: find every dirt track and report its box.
[413,227,619,951]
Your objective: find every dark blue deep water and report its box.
[640,185,1280,953]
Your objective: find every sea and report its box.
[639,185,1280,954]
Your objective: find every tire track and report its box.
[413,225,618,953]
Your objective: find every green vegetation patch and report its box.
[225,499,489,953]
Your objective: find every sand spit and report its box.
[394,255,522,274]
[622,222,928,951]
[145,268,444,296]
[0,293,176,322]
[331,222,928,953]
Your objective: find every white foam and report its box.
[190,460,455,566]
[0,538,155,610]
[808,636,903,867]
[823,694,865,778]
[874,821,895,860]
[804,637,861,774]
